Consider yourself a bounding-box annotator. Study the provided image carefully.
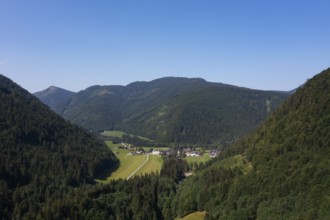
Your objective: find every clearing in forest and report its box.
[176,211,207,220]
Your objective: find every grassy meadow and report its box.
[184,153,211,165]
[100,130,127,138]
[100,130,152,141]
[98,140,213,183]
[176,211,207,220]
[97,141,164,182]
[136,154,163,176]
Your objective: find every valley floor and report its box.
[97,142,163,182]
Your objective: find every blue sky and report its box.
[0,0,329,92]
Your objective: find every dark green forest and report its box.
[172,68,330,219]
[35,77,289,147]
[0,75,118,219]
[1,68,330,219]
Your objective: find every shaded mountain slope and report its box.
[119,84,287,145]
[173,68,330,219]
[0,75,118,219]
[61,85,125,131]
[37,77,290,146]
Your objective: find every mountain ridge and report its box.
[35,77,290,146]
[2,68,329,219]
[19,68,330,220]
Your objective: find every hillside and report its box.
[6,68,329,220]
[172,68,330,219]
[0,75,118,219]
[119,83,288,145]
[34,86,75,114]
[36,77,289,146]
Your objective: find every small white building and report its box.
[151,150,161,155]
[186,151,201,157]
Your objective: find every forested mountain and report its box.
[0,75,118,219]
[172,68,330,219]
[119,84,287,146]
[36,77,289,146]
[34,86,75,114]
[60,85,126,132]
[2,68,329,219]
[15,68,329,220]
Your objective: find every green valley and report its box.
[2,68,330,219]
[3,0,330,218]
[97,142,165,181]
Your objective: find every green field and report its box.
[97,142,163,182]
[184,153,211,164]
[136,154,163,176]
[100,130,127,138]
[100,130,152,141]
[176,211,207,220]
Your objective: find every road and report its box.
[126,154,149,180]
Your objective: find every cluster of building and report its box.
[182,148,203,157]
[180,147,220,158]
[150,149,170,155]
[121,142,220,158]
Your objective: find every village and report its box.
[120,142,220,158]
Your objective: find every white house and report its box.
[151,150,161,155]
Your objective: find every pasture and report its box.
[97,141,164,182]
[176,211,207,220]
[184,153,211,165]
[100,130,152,141]
[136,154,163,176]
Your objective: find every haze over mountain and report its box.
[35,77,290,146]
[34,86,75,114]
[0,75,118,219]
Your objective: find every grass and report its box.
[100,130,126,138]
[142,147,169,151]
[184,153,211,165]
[97,141,164,182]
[100,130,152,141]
[136,154,163,176]
[176,211,207,220]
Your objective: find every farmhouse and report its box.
[151,150,161,155]
[186,151,202,157]
[209,150,220,158]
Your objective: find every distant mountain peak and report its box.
[48,85,60,90]
[48,85,72,92]
[34,86,75,114]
